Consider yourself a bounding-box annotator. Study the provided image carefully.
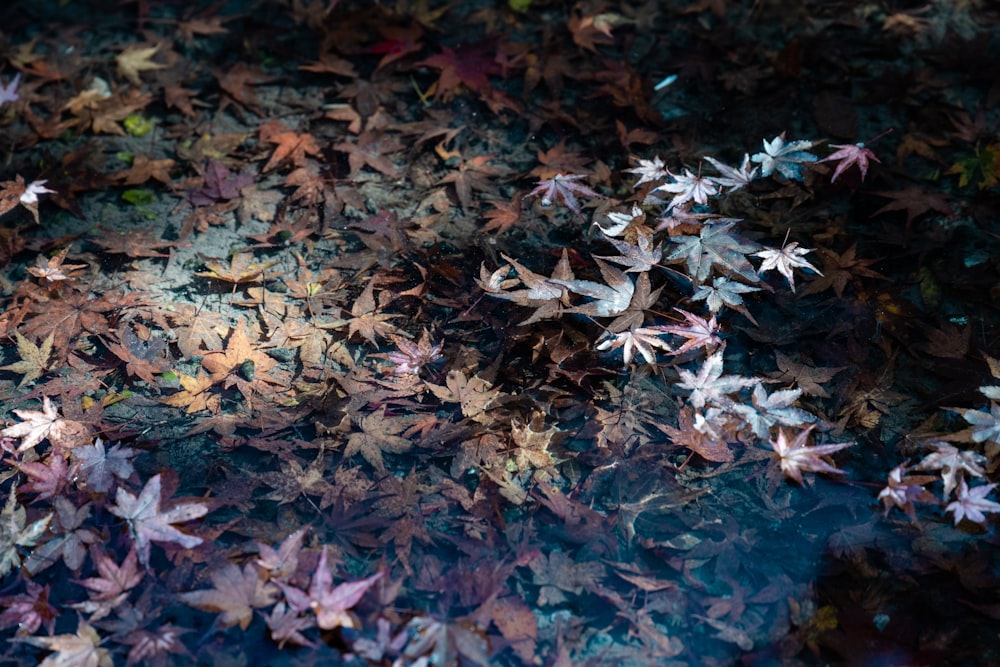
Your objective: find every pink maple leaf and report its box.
[819,142,880,182]
[109,474,208,567]
[946,478,1000,526]
[279,546,384,630]
[819,129,892,183]
[766,425,854,484]
[525,173,603,217]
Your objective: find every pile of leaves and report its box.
[1,0,1000,664]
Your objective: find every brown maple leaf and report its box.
[161,371,220,414]
[180,562,279,630]
[480,198,523,235]
[21,290,120,362]
[870,186,954,231]
[426,370,501,424]
[320,280,404,345]
[435,152,508,212]
[195,252,279,285]
[333,129,404,178]
[78,548,144,602]
[258,120,323,172]
[343,407,414,472]
[200,318,286,405]
[765,351,847,399]
[214,63,277,114]
[112,153,176,186]
[90,226,174,258]
[798,243,886,298]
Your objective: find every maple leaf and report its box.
[626,156,669,187]
[691,276,761,321]
[477,250,574,325]
[0,485,52,577]
[653,167,719,209]
[436,152,508,212]
[675,350,758,409]
[116,43,167,85]
[0,330,55,387]
[70,438,136,494]
[0,580,56,636]
[264,601,317,649]
[26,246,87,283]
[764,351,846,398]
[656,405,736,463]
[343,407,414,472]
[705,154,758,192]
[798,244,886,298]
[913,441,986,500]
[189,159,254,206]
[258,119,322,172]
[17,621,112,667]
[661,308,722,356]
[961,403,1000,444]
[550,258,635,317]
[24,497,98,575]
[525,173,603,217]
[91,226,175,258]
[480,198,523,234]
[819,142,880,182]
[215,63,277,114]
[200,318,285,405]
[595,325,673,365]
[567,7,633,52]
[946,479,1000,526]
[381,331,444,376]
[751,133,818,181]
[333,129,404,178]
[765,426,854,484]
[19,453,76,502]
[416,39,510,108]
[426,370,501,424]
[596,203,646,238]
[0,175,56,223]
[195,252,278,285]
[754,241,822,293]
[256,527,307,582]
[877,464,938,520]
[401,615,491,667]
[730,384,815,439]
[109,473,208,567]
[666,220,760,284]
[119,625,192,666]
[1,396,88,453]
[77,548,144,601]
[280,546,384,630]
[604,270,664,333]
[161,371,220,414]
[181,562,279,630]
[947,143,1000,189]
[595,230,663,273]
[320,280,405,345]
[869,187,954,230]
